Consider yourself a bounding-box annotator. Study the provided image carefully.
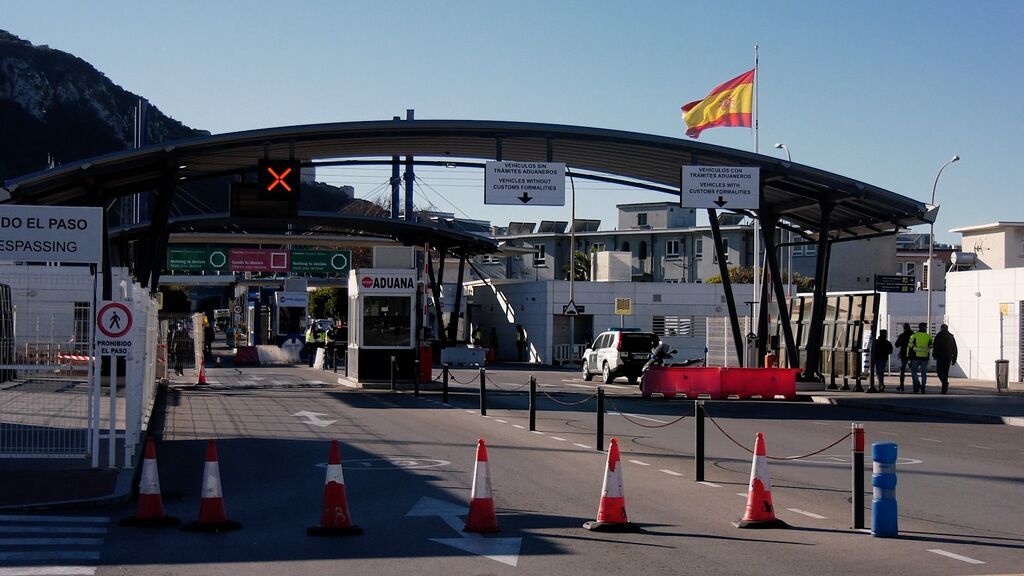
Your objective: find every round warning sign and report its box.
[97,302,132,338]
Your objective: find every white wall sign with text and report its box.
[0,205,103,263]
[680,166,760,210]
[484,161,565,206]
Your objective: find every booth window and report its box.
[278,306,304,336]
[363,296,412,347]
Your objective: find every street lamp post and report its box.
[774,143,791,162]
[774,144,793,296]
[926,155,960,336]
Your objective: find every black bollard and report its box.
[413,355,420,397]
[596,386,604,451]
[529,376,537,431]
[695,400,705,482]
[479,366,487,416]
[390,355,396,392]
[852,423,865,529]
[442,364,449,404]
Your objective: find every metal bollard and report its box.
[852,423,865,529]
[871,442,898,537]
[413,357,420,397]
[390,355,396,392]
[529,376,537,431]
[695,400,705,482]
[442,364,449,404]
[596,387,604,451]
[479,366,487,416]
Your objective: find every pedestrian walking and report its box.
[908,322,932,393]
[894,323,913,392]
[515,324,527,362]
[305,323,319,368]
[872,329,894,392]
[203,315,214,358]
[932,324,958,394]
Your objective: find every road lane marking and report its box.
[512,425,525,429]
[465,410,476,414]
[531,431,545,435]
[494,419,507,423]
[736,493,748,497]
[574,443,592,449]
[880,432,898,436]
[659,469,684,477]
[786,508,827,519]
[926,549,985,564]
[920,437,942,443]
[827,457,846,462]
[550,437,567,441]
[698,481,721,488]
[967,445,993,450]
[813,421,830,425]
[610,413,668,424]
[628,460,650,466]
[0,568,96,576]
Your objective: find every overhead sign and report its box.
[484,161,565,206]
[167,247,229,272]
[275,291,308,308]
[614,297,633,315]
[562,301,585,316]
[290,249,351,274]
[874,274,915,293]
[0,205,103,264]
[257,160,302,199]
[230,248,290,272]
[680,166,759,210]
[97,301,133,357]
[351,270,417,294]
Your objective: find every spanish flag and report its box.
[681,69,755,139]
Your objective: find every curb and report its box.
[810,395,1024,427]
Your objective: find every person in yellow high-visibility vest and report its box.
[908,322,932,393]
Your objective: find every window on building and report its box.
[1020,239,1024,256]
[695,238,703,259]
[713,238,730,264]
[592,242,606,252]
[621,241,630,253]
[362,296,412,347]
[792,245,803,256]
[805,244,817,256]
[533,244,546,267]
[637,213,648,226]
[898,262,916,277]
[639,241,648,260]
[652,315,694,337]
[666,240,680,258]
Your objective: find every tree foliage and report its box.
[308,288,346,320]
[704,266,814,292]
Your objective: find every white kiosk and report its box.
[347,269,417,381]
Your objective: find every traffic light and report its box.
[257,160,302,201]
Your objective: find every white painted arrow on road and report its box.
[292,411,337,427]
[406,496,521,567]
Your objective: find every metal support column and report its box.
[709,209,745,366]
[447,255,466,343]
[146,170,178,293]
[761,214,799,368]
[404,110,415,221]
[802,202,833,381]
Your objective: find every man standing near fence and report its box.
[933,324,958,394]
[894,323,913,392]
[908,322,932,394]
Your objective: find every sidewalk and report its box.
[809,377,1024,427]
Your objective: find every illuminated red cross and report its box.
[266,167,293,192]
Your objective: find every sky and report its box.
[4,0,1023,244]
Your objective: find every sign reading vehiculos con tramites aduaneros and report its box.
[0,205,103,263]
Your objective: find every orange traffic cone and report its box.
[182,440,242,532]
[736,432,789,529]
[584,438,641,532]
[197,366,207,385]
[308,440,363,536]
[120,437,180,527]
[463,438,499,533]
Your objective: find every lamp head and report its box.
[774,143,785,149]
[951,155,960,162]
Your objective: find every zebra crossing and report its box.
[0,514,107,576]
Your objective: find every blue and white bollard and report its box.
[871,442,898,537]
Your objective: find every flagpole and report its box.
[752,44,760,365]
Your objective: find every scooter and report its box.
[640,342,704,386]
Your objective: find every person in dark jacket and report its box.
[872,329,894,391]
[932,324,958,394]
[893,323,913,392]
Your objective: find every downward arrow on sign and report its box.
[517,193,533,204]
[406,496,522,567]
[713,195,728,208]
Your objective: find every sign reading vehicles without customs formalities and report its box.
[484,161,565,206]
[680,166,760,210]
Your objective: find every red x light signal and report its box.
[257,160,301,199]
[266,166,293,192]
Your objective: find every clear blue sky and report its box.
[5,0,1022,244]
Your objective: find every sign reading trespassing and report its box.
[680,166,760,210]
[0,205,103,263]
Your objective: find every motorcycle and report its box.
[640,342,704,386]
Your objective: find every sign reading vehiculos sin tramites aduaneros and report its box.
[0,205,103,263]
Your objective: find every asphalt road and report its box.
[23,365,1024,575]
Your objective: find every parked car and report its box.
[581,328,660,384]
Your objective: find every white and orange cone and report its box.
[120,437,179,527]
[182,440,241,532]
[736,432,789,529]
[584,438,640,532]
[308,440,363,536]
[197,366,207,385]
[463,438,500,533]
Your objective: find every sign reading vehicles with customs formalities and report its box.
[680,166,760,210]
[484,161,565,206]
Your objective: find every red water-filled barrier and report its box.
[641,366,800,400]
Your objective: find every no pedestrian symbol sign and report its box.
[97,301,133,356]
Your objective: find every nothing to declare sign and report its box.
[680,166,760,210]
[0,205,103,263]
[484,161,565,206]
[167,247,229,272]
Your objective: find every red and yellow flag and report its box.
[681,69,755,139]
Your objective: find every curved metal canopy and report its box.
[2,119,931,239]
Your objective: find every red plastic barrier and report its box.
[641,367,800,400]
[233,346,260,367]
[419,346,433,382]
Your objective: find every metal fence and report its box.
[158,313,204,379]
